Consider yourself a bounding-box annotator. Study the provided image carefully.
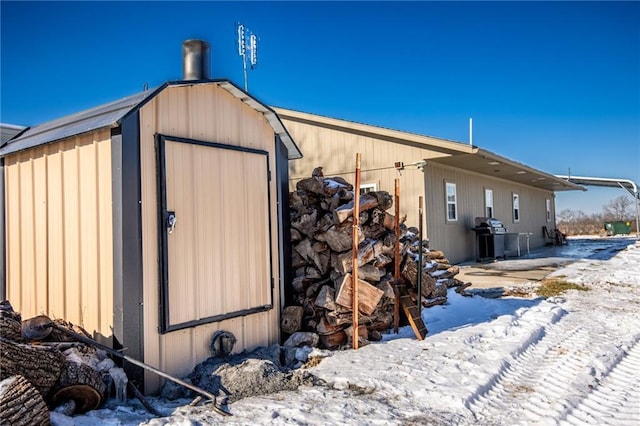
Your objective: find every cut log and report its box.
[344,324,368,345]
[315,222,364,253]
[376,279,396,299]
[295,266,322,279]
[319,330,347,349]
[316,316,343,335]
[283,332,319,348]
[426,250,446,260]
[423,296,447,308]
[455,282,473,296]
[432,283,448,299]
[50,360,107,413]
[434,262,452,270]
[289,190,318,214]
[401,260,437,297]
[370,208,406,230]
[374,253,393,268]
[316,213,336,234]
[367,311,394,331]
[312,241,329,253]
[291,276,312,294]
[0,300,21,321]
[358,264,385,282]
[296,176,326,195]
[0,301,23,342]
[442,277,465,288]
[0,337,66,396]
[326,187,353,211]
[325,308,353,327]
[290,228,302,242]
[291,210,318,238]
[361,223,387,240]
[0,316,22,342]
[0,375,50,426]
[315,285,337,311]
[334,273,384,316]
[332,239,383,275]
[442,265,460,278]
[369,191,393,210]
[291,250,307,269]
[295,238,328,274]
[281,306,304,334]
[333,193,380,224]
[325,176,353,190]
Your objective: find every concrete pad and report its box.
[455,236,637,290]
[457,261,569,289]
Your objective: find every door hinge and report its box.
[268,170,272,181]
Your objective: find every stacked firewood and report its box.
[283,169,468,349]
[0,301,126,424]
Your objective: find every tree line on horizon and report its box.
[557,195,637,236]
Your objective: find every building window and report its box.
[446,182,457,221]
[360,183,377,194]
[513,193,520,223]
[546,199,551,222]
[485,188,494,218]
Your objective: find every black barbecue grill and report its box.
[472,217,508,261]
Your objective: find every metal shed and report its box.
[0,46,302,392]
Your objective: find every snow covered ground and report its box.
[57,236,640,425]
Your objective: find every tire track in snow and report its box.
[561,340,640,426]
[466,316,634,425]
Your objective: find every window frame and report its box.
[484,188,494,218]
[512,193,520,223]
[359,183,377,194]
[546,199,552,222]
[445,181,458,222]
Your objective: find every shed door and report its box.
[156,135,273,333]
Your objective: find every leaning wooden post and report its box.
[417,196,424,316]
[352,153,362,350]
[393,178,400,334]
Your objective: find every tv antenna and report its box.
[237,23,258,92]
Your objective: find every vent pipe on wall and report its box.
[182,39,210,81]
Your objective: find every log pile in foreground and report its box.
[0,301,127,423]
[283,169,470,349]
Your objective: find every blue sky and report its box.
[1,1,638,214]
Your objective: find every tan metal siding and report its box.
[425,162,555,263]
[4,130,113,338]
[284,119,430,230]
[163,142,271,326]
[139,85,281,392]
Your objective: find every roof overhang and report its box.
[273,107,585,192]
[429,148,586,192]
[273,107,476,157]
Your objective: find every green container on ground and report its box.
[604,221,632,236]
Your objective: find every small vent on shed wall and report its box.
[182,39,210,80]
